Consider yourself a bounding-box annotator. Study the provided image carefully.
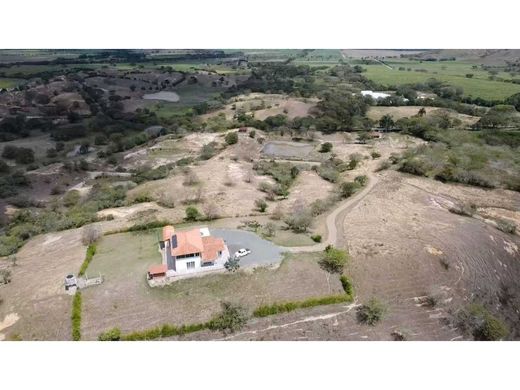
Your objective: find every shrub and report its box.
[354,175,368,186]
[356,298,386,325]
[78,244,97,276]
[224,257,240,272]
[340,275,354,296]
[71,292,82,341]
[98,327,121,341]
[284,210,313,232]
[458,304,509,341]
[255,198,268,212]
[200,142,218,160]
[249,130,256,138]
[208,302,248,334]
[225,131,238,145]
[371,151,381,159]
[81,225,101,246]
[319,142,333,153]
[185,206,201,221]
[496,219,516,234]
[449,202,477,217]
[253,294,352,317]
[317,163,340,183]
[319,246,349,274]
[339,181,360,198]
[311,234,322,243]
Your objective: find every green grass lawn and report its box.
[0,78,23,89]
[361,61,520,100]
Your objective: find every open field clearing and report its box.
[176,170,520,341]
[81,235,340,340]
[367,106,481,127]
[362,64,520,100]
[201,93,317,121]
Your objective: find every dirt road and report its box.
[286,173,379,253]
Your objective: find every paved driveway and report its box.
[210,228,284,268]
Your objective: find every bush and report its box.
[98,327,121,341]
[249,130,256,138]
[71,292,82,341]
[319,246,349,274]
[496,219,516,234]
[356,298,386,325]
[319,142,333,153]
[449,202,476,217]
[81,225,101,246]
[339,181,360,198]
[78,244,97,276]
[284,210,312,233]
[253,294,352,318]
[458,304,509,341]
[208,302,248,334]
[224,257,240,272]
[255,198,267,212]
[185,206,201,221]
[354,175,368,186]
[200,142,218,160]
[371,151,381,159]
[340,275,354,296]
[311,234,322,243]
[225,131,238,145]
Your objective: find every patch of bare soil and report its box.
[200,93,317,122]
[367,106,480,127]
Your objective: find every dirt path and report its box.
[286,173,380,253]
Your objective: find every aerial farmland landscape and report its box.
[0,48,519,343]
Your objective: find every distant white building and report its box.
[361,90,391,100]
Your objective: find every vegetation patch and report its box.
[71,292,82,341]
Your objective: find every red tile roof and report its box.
[201,236,226,262]
[171,228,204,257]
[148,264,167,275]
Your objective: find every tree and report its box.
[255,198,267,212]
[319,246,349,274]
[357,298,386,325]
[208,302,248,334]
[224,257,240,272]
[379,114,395,131]
[203,202,219,220]
[15,147,35,164]
[417,107,427,117]
[319,142,333,153]
[225,131,238,145]
[284,200,312,232]
[185,206,201,221]
[81,225,101,245]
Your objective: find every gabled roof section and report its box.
[171,228,204,257]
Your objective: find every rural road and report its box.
[286,173,379,253]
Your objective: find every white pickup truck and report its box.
[234,248,251,258]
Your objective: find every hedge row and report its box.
[71,292,82,341]
[104,322,210,341]
[78,244,97,276]
[253,294,353,318]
